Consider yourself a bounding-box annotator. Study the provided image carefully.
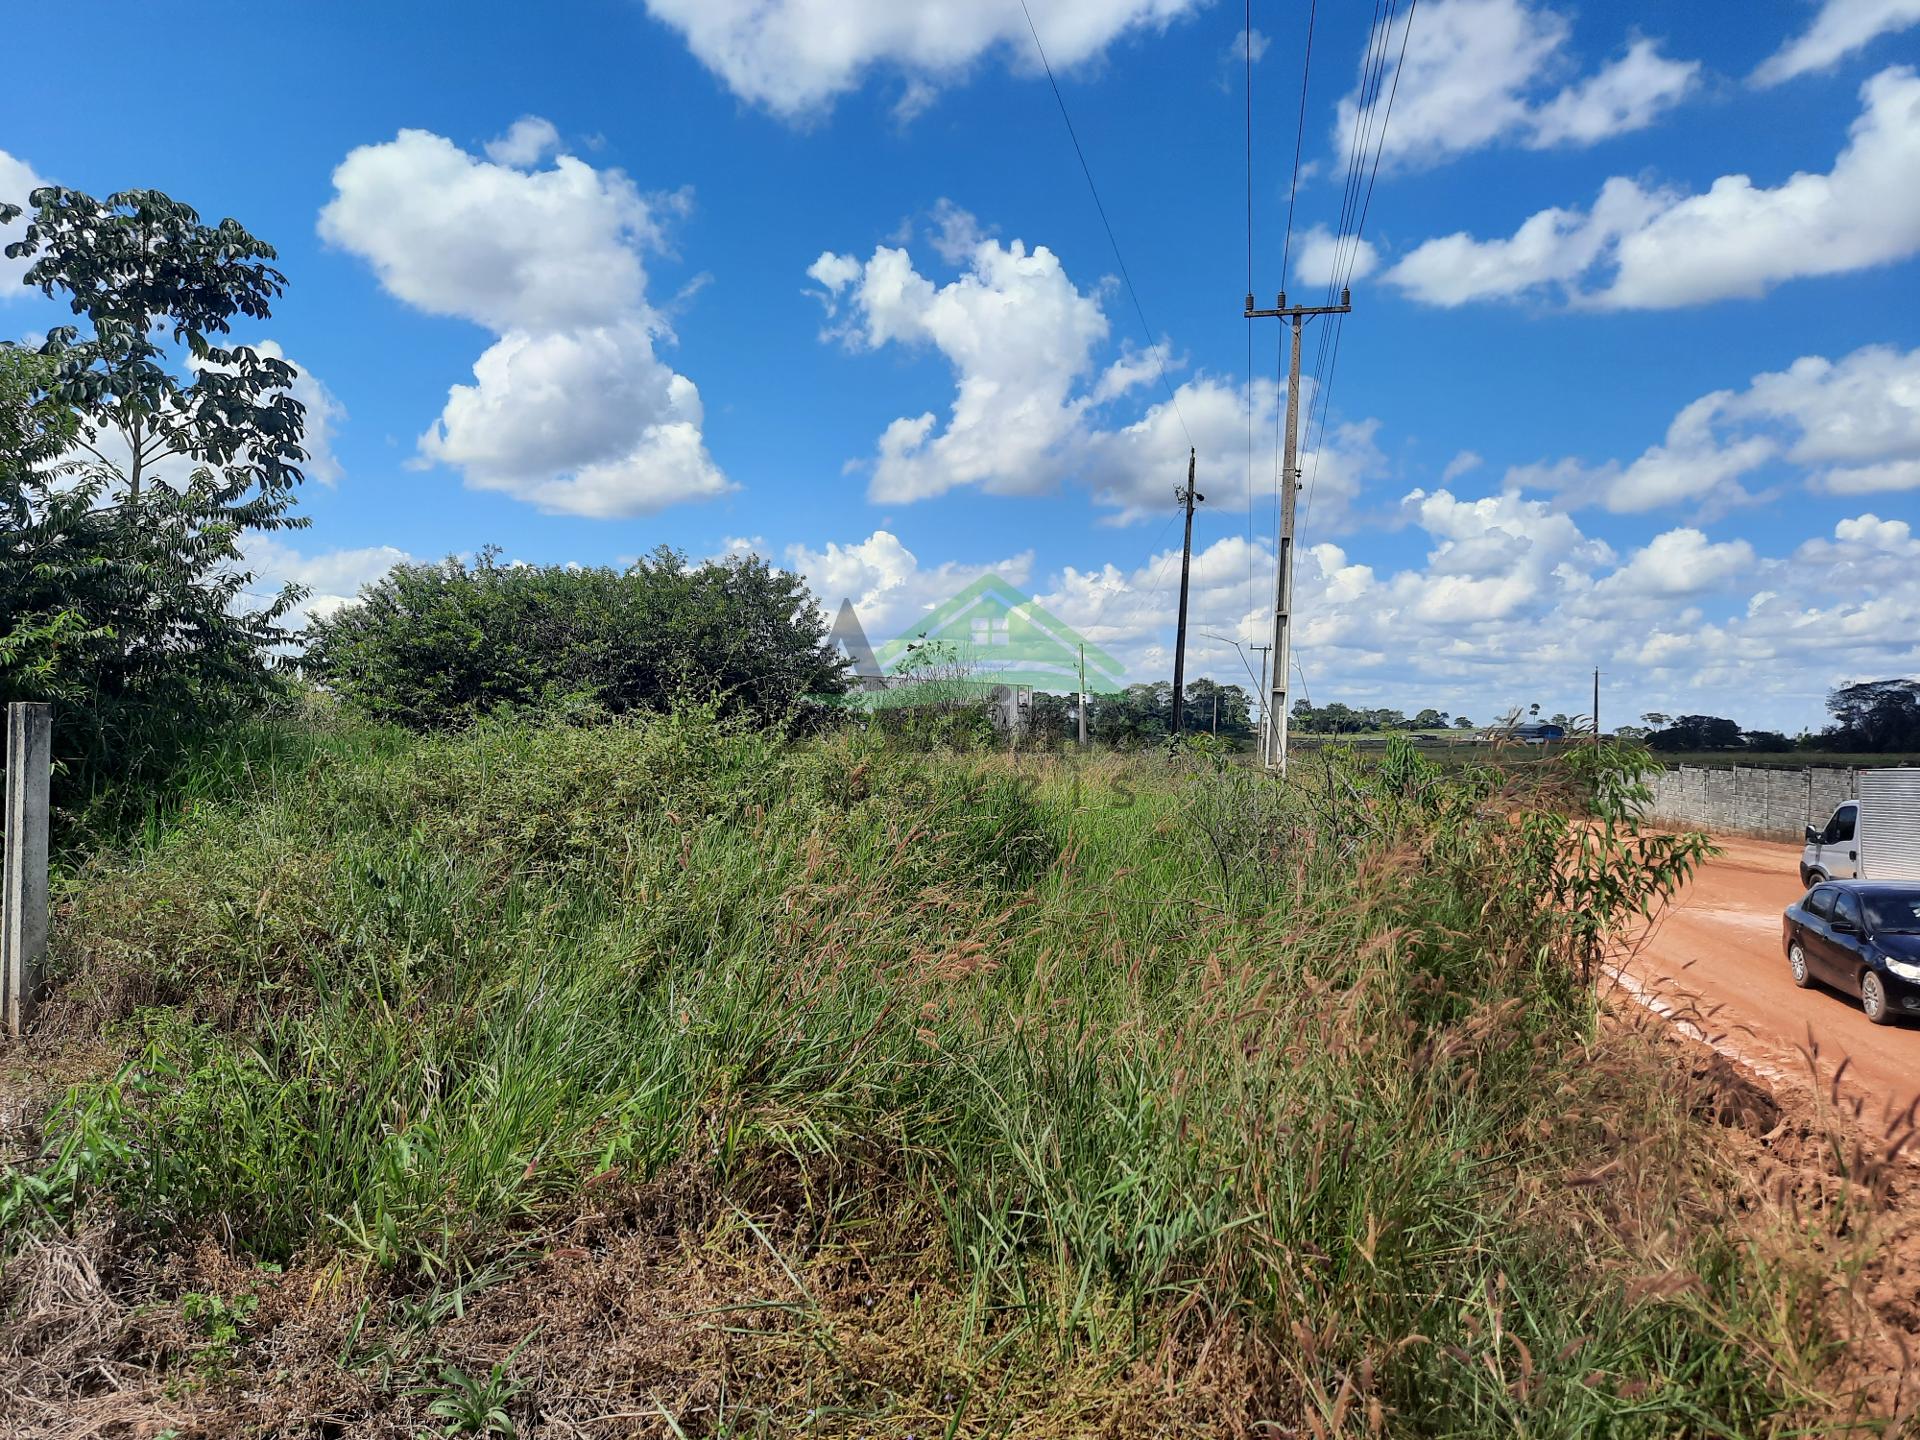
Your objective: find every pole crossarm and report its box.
[1244,300,1352,320]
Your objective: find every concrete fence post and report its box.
[3,702,52,1037]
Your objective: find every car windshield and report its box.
[1864,894,1920,934]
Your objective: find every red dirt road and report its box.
[1625,834,1920,1131]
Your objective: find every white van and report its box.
[1803,768,1920,884]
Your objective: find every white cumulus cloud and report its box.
[1293,226,1378,286]
[1333,0,1698,171]
[1386,66,1920,308]
[783,496,1920,733]
[787,530,1036,645]
[320,127,731,518]
[484,115,563,168]
[0,148,50,298]
[240,535,416,627]
[1597,528,1757,600]
[638,0,1207,120]
[809,229,1111,503]
[1754,0,1920,86]
[1508,341,1920,511]
[813,211,1388,527]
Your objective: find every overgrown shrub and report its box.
[304,546,848,731]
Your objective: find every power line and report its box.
[1323,0,1392,307]
[1245,307,1256,633]
[1279,0,1318,294]
[1244,0,1256,634]
[1080,506,1180,645]
[1323,0,1414,304]
[1019,0,1191,447]
[1245,0,1254,304]
[1302,0,1417,535]
[1352,0,1417,266]
[1200,631,1267,695]
[1283,0,1392,633]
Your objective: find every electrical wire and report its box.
[1244,0,1256,643]
[1279,0,1318,295]
[1019,0,1191,447]
[1302,0,1417,536]
[1245,314,1256,639]
[1245,0,1254,305]
[1324,0,1392,307]
[1200,632,1266,695]
[1079,506,1181,648]
[1351,0,1417,267]
[1274,0,1393,649]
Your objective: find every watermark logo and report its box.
[824,574,1124,709]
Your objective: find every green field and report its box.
[0,715,1880,1434]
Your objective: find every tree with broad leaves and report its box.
[2,185,307,507]
[1,185,309,822]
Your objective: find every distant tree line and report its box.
[1025,679,1254,748]
[1636,680,1920,754]
[1288,701,1473,734]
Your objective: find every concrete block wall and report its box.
[1642,765,1857,840]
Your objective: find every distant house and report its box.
[1509,721,1567,743]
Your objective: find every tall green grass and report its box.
[4,713,1848,1432]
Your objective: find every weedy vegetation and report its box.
[0,712,1898,1435]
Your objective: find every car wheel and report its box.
[1799,865,1814,887]
[1862,970,1895,1025]
[1805,868,1828,886]
[1789,941,1813,988]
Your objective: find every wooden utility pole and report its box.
[4,703,52,1037]
[1078,643,1088,748]
[1169,447,1202,737]
[1246,288,1351,773]
[1593,667,1602,755]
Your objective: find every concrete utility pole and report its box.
[1078,643,1089,748]
[1169,447,1203,737]
[1246,288,1351,773]
[4,703,52,1037]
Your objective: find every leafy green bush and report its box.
[304,546,848,732]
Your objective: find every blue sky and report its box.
[4,0,1918,731]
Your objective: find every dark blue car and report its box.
[1782,881,1920,1025]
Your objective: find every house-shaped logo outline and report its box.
[872,575,1126,694]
